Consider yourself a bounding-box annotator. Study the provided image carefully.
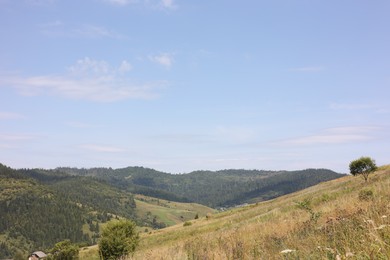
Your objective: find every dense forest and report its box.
[0,164,152,258]
[58,167,343,207]
[0,163,343,258]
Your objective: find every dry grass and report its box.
[124,167,390,259]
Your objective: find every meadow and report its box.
[81,166,390,259]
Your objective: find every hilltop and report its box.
[80,165,390,259]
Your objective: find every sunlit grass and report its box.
[125,167,390,259]
[79,167,390,259]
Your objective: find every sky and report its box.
[0,0,389,174]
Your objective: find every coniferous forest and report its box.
[0,163,343,257]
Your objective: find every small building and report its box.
[28,251,47,260]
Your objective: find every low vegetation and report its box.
[99,219,139,260]
[119,165,390,259]
[1,162,370,259]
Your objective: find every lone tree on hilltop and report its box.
[349,156,377,182]
[98,219,139,260]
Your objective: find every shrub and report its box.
[49,239,79,260]
[183,221,192,227]
[98,219,139,260]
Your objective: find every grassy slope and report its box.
[79,197,216,259]
[134,195,216,227]
[125,165,390,259]
[79,166,390,259]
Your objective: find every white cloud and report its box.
[73,24,124,38]
[105,0,177,9]
[118,60,133,73]
[279,126,379,146]
[1,58,167,102]
[161,0,176,9]
[330,103,373,110]
[105,0,138,5]
[4,75,164,102]
[149,53,174,69]
[0,133,37,141]
[65,121,100,128]
[40,22,124,39]
[0,112,24,120]
[80,144,125,153]
[68,57,110,75]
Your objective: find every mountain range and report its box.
[0,163,343,258]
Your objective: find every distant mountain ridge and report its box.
[56,166,344,207]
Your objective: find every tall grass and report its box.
[125,167,390,259]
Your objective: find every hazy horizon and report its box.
[1,1,389,174]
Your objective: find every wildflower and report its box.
[280,249,296,254]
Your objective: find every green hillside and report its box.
[134,195,216,228]
[0,164,215,259]
[0,163,344,258]
[0,164,89,257]
[119,165,390,259]
[58,167,343,207]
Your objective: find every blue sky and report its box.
[0,0,389,173]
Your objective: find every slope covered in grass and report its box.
[134,195,216,227]
[126,165,390,259]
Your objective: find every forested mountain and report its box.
[57,167,343,207]
[0,164,156,258]
[0,163,343,258]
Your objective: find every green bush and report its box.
[49,240,79,260]
[98,219,139,260]
[183,221,192,227]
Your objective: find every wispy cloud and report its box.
[160,0,177,9]
[288,66,324,72]
[73,24,125,39]
[152,133,212,144]
[68,57,112,75]
[0,112,24,120]
[149,53,174,69]
[104,0,177,10]
[330,103,373,110]
[104,0,138,5]
[330,102,390,114]
[65,121,101,128]
[80,144,125,153]
[1,57,167,102]
[40,22,125,39]
[0,133,37,141]
[118,60,133,73]
[278,126,379,146]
